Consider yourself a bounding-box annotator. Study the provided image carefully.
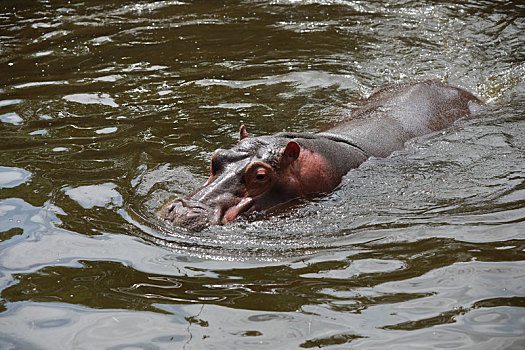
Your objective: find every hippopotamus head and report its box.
[160,126,311,231]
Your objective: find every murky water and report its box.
[1,0,524,348]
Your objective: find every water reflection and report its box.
[0,0,524,348]
[2,238,523,347]
[0,167,31,188]
[3,238,523,315]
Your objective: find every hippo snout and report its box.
[161,199,217,231]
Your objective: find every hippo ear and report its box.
[240,125,249,140]
[280,141,300,168]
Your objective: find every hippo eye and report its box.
[245,162,273,195]
[254,168,269,182]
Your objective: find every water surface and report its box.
[0,0,524,348]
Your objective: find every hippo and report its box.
[160,80,483,231]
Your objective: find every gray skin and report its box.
[160,80,483,231]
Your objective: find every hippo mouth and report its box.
[160,197,254,231]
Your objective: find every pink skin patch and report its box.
[291,148,340,194]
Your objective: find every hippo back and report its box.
[327,80,483,158]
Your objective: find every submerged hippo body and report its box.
[160,80,482,231]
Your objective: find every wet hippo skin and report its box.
[160,80,483,231]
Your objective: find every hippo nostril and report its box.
[180,198,208,210]
[180,199,215,218]
[167,202,177,213]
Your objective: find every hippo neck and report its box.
[274,131,369,158]
[273,132,369,194]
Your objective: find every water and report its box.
[1,0,524,348]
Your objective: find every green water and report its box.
[1,0,524,348]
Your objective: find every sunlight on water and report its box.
[0,0,523,348]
